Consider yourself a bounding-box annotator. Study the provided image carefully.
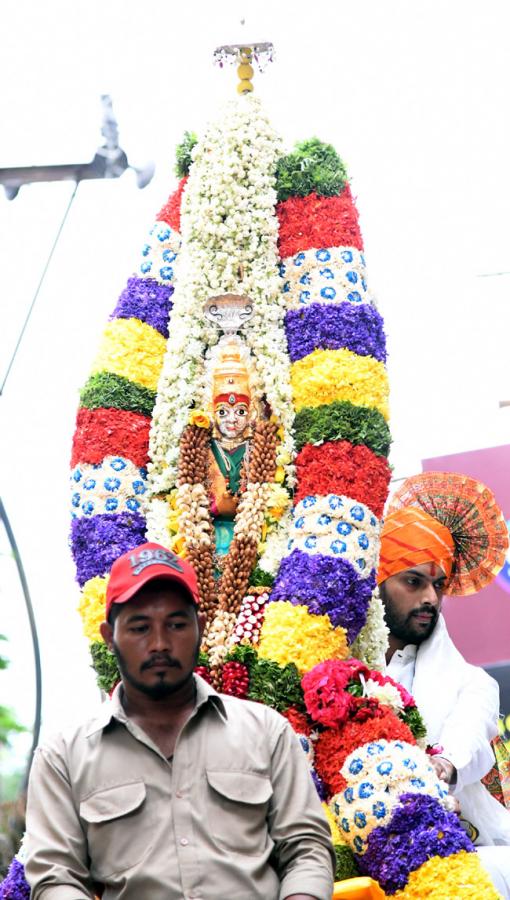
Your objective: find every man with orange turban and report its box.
[378,472,510,896]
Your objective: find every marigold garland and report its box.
[295,442,391,517]
[71,408,150,468]
[391,850,501,900]
[77,575,107,642]
[91,318,167,391]
[257,602,349,674]
[277,187,363,258]
[293,400,391,456]
[291,347,389,419]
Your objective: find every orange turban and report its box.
[377,506,455,585]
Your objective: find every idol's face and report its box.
[380,562,447,647]
[214,401,250,439]
[100,581,204,700]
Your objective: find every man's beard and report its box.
[380,583,438,646]
[112,639,200,700]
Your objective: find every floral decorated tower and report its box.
[1,46,503,900]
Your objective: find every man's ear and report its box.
[100,620,114,651]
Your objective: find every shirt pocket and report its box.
[205,769,273,856]
[80,780,152,878]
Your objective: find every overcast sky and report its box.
[1,0,509,773]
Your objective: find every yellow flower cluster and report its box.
[92,318,166,391]
[77,575,108,642]
[257,602,348,673]
[189,409,211,429]
[392,851,501,899]
[322,802,346,846]
[291,348,389,420]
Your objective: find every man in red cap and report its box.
[24,542,334,900]
[378,476,510,896]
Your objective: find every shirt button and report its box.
[180,837,189,846]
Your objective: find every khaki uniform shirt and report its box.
[25,675,334,900]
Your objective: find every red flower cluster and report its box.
[314,709,416,796]
[276,186,363,259]
[195,665,213,685]
[71,407,150,468]
[157,176,188,232]
[221,661,250,698]
[282,706,313,736]
[302,659,369,728]
[295,440,391,517]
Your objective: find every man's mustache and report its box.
[141,654,182,671]
[409,605,438,620]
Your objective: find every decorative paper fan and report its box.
[388,471,509,596]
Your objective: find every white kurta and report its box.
[387,615,510,896]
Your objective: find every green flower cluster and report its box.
[227,645,305,712]
[90,641,120,694]
[402,705,428,741]
[334,844,360,880]
[175,131,198,177]
[293,399,391,457]
[80,371,156,417]
[248,566,275,588]
[275,138,348,202]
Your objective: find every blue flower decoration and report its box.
[141,243,150,257]
[356,559,366,571]
[72,493,80,508]
[354,811,367,829]
[110,458,127,471]
[126,498,141,512]
[372,801,387,819]
[304,535,317,550]
[319,267,334,280]
[347,291,362,303]
[132,480,146,495]
[278,262,286,277]
[350,505,365,522]
[294,516,305,529]
[162,249,177,264]
[328,495,343,510]
[353,836,364,853]
[105,498,119,512]
[367,742,385,756]
[337,522,352,536]
[377,761,393,775]
[83,478,96,490]
[403,758,417,771]
[104,477,121,492]
[299,736,310,752]
[159,265,174,281]
[331,540,347,555]
[73,468,82,483]
[344,787,354,804]
[82,501,95,516]
[316,249,331,262]
[283,281,290,293]
[341,817,350,833]
[299,290,311,303]
[318,513,332,526]
[303,496,317,508]
[320,286,336,300]
[156,225,171,242]
[360,253,366,265]
[140,261,152,274]
[299,273,311,285]
[370,516,376,526]
[349,757,363,775]
[346,270,358,284]
[358,533,369,550]
[410,777,426,789]
[341,250,353,263]
[358,782,374,799]
[293,252,305,266]
[361,277,367,291]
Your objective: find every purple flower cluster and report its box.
[110,276,174,338]
[271,549,374,642]
[285,302,387,364]
[0,858,30,899]
[311,767,328,801]
[357,792,474,894]
[71,511,146,585]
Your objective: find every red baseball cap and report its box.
[105,542,200,620]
